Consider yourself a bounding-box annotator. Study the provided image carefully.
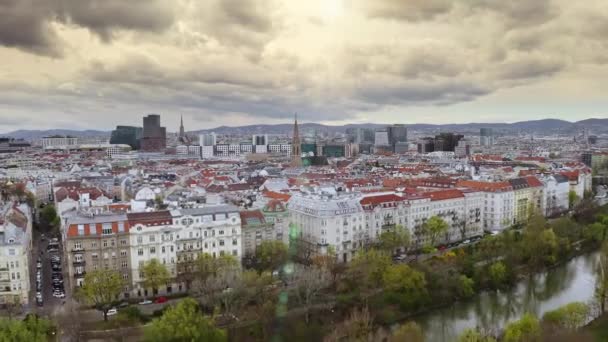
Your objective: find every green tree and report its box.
[390,321,424,342]
[503,313,541,342]
[457,329,497,342]
[343,249,391,295]
[568,190,579,209]
[39,204,60,235]
[382,264,428,310]
[145,298,226,342]
[422,216,448,247]
[80,269,124,321]
[378,225,411,254]
[457,275,475,298]
[0,315,54,342]
[522,215,559,268]
[255,240,288,275]
[542,302,589,331]
[142,258,170,296]
[596,241,608,315]
[488,261,507,289]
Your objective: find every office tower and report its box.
[374,129,390,147]
[434,133,464,152]
[110,126,142,150]
[480,128,494,146]
[417,137,435,153]
[199,133,216,159]
[387,124,408,151]
[291,115,302,167]
[253,134,268,154]
[141,114,167,152]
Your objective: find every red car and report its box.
[155,296,167,304]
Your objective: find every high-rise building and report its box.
[417,137,435,153]
[480,128,494,146]
[346,127,374,144]
[387,124,408,150]
[110,126,142,150]
[252,134,268,154]
[374,129,390,147]
[291,115,302,167]
[434,133,464,152]
[141,114,167,152]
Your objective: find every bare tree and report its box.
[287,264,331,323]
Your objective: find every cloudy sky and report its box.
[1,0,607,133]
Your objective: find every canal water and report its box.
[416,251,599,341]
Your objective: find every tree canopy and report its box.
[145,298,226,342]
[142,258,170,294]
[0,315,54,342]
[80,269,124,321]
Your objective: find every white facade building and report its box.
[0,203,32,305]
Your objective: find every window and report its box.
[123,273,129,280]
[219,240,224,246]
[170,246,174,252]
[137,236,142,244]
[121,261,128,268]
[232,239,238,246]
[73,242,82,250]
[149,235,155,243]
[91,242,97,248]
[77,224,85,236]
[150,247,156,254]
[138,248,143,256]
[121,239,127,245]
[92,253,98,259]
[118,222,125,233]
[220,250,225,256]
[161,246,165,253]
[102,223,113,235]
[8,249,14,256]
[89,225,97,235]
[232,250,238,256]
[121,250,127,257]
[219,230,224,235]
[103,240,108,247]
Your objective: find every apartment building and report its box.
[240,210,277,258]
[542,174,570,216]
[288,192,365,263]
[64,213,132,295]
[457,180,515,232]
[509,177,544,224]
[127,206,242,297]
[0,203,32,305]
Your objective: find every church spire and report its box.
[290,113,302,167]
[179,115,185,138]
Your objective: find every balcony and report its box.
[74,272,86,279]
[71,247,85,253]
[72,260,86,266]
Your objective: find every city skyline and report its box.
[1,0,608,132]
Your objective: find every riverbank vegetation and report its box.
[74,202,608,341]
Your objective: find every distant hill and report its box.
[0,129,109,140]
[189,118,608,135]
[2,118,606,140]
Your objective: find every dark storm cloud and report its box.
[58,0,175,42]
[0,0,63,57]
[495,56,565,80]
[0,0,175,56]
[355,79,491,107]
[359,0,453,21]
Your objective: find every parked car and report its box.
[53,292,65,299]
[36,261,42,269]
[139,299,153,305]
[106,308,118,316]
[155,296,168,304]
